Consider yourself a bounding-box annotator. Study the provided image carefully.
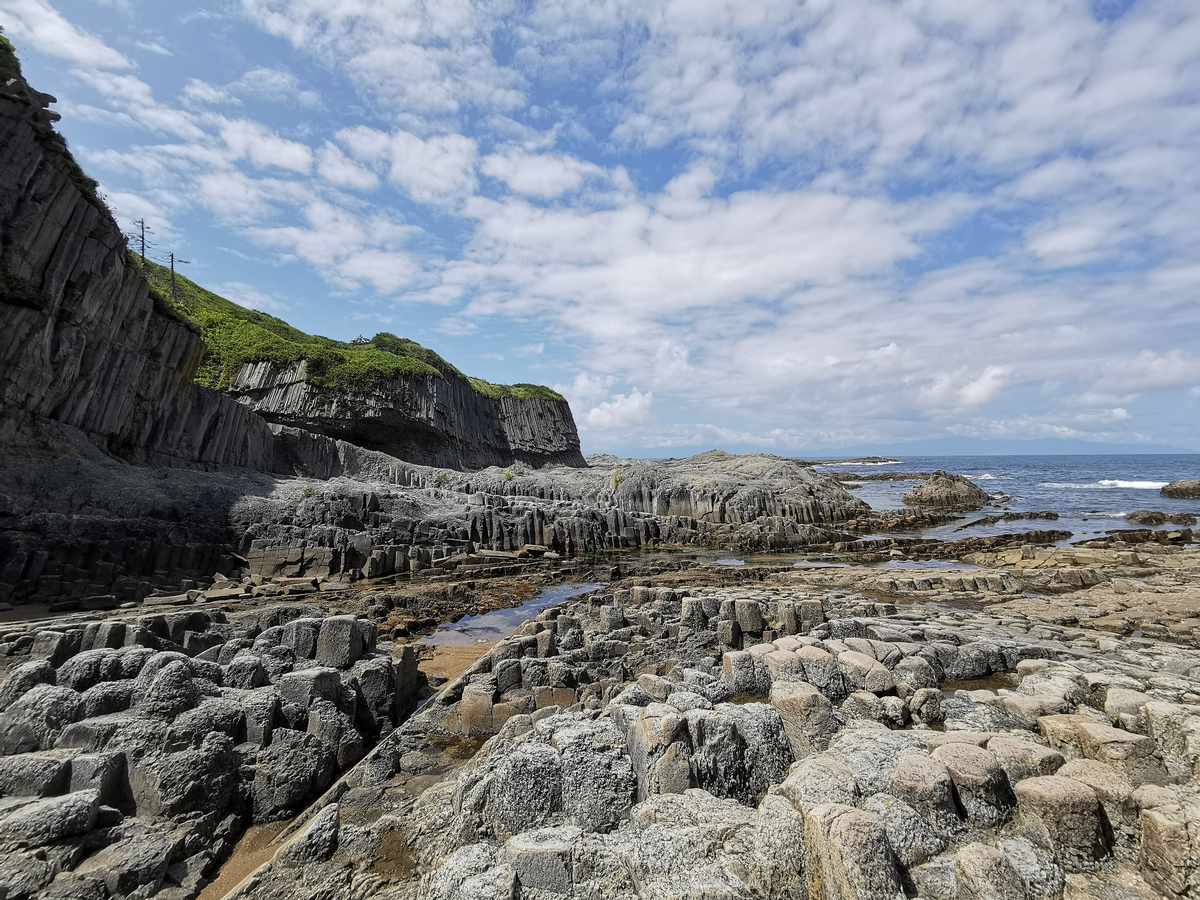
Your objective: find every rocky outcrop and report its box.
[0,601,420,898]
[0,44,284,471]
[227,359,584,470]
[1162,480,1200,500]
[904,469,990,509]
[216,568,1200,900]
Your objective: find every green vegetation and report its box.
[504,470,514,481]
[1,264,50,311]
[137,258,562,400]
[468,378,565,401]
[435,473,449,486]
[300,485,315,499]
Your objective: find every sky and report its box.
[2,0,1199,456]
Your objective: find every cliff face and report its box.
[0,46,280,470]
[0,45,583,473]
[227,360,585,470]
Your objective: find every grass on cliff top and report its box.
[138,258,563,400]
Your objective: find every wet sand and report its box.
[196,819,292,900]
[415,641,497,681]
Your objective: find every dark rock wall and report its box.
[227,360,585,470]
[0,52,281,470]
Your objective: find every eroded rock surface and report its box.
[216,567,1200,900]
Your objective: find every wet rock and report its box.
[904,471,989,509]
[1162,479,1200,499]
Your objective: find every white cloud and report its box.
[316,142,378,191]
[583,388,654,433]
[515,342,544,356]
[252,201,418,291]
[219,119,313,174]
[480,150,604,198]
[217,281,288,311]
[338,126,476,207]
[438,316,478,336]
[15,0,1200,451]
[0,0,130,68]
[240,0,523,121]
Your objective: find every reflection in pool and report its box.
[419,581,605,647]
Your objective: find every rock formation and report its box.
[904,469,990,509]
[1163,480,1200,500]
[226,358,584,470]
[158,553,1200,900]
[0,41,579,474]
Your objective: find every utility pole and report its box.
[169,252,190,306]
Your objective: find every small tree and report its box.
[126,218,155,262]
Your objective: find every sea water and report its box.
[817,454,1200,544]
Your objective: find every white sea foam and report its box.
[1042,480,1168,490]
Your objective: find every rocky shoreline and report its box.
[1,506,1198,900]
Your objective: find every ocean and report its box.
[816,454,1200,545]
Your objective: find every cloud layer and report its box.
[6,0,1199,452]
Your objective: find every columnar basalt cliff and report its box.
[0,43,581,474]
[0,44,284,471]
[226,359,584,470]
[0,45,871,608]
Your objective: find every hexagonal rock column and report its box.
[931,743,1014,827]
[803,803,902,900]
[1013,775,1108,871]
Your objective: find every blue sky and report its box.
[3,0,1199,455]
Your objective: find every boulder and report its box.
[804,803,903,900]
[253,728,338,821]
[0,684,83,753]
[316,616,366,669]
[1161,479,1200,499]
[904,471,989,509]
[888,753,962,833]
[0,788,99,848]
[0,754,70,797]
[502,825,581,894]
[770,681,838,757]
[987,736,1065,784]
[863,792,948,867]
[0,659,56,712]
[953,842,1028,900]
